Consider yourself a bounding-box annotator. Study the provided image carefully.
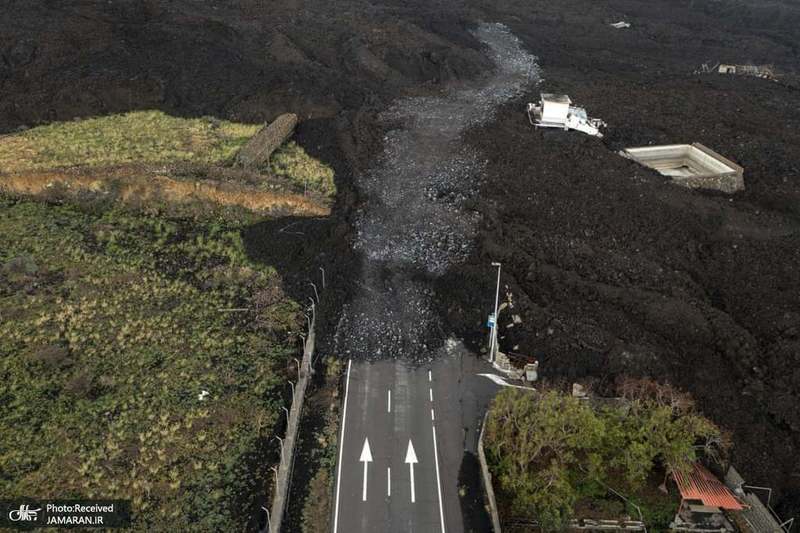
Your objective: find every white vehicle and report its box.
[527,93,606,137]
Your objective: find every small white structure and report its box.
[717,63,776,80]
[621,143,744,193]
[610,21,631,29]
[527,93,606,137]
[524,361,539,383]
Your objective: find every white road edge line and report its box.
[387,389,391,413]
[387,466,391,497]
[333,359,353,533]
[432,425,446,533]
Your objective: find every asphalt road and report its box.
[332,345,499,533]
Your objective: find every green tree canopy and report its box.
[484,381,723,529]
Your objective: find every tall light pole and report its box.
[490,262,502,363]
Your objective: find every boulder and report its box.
[236,113,297,168]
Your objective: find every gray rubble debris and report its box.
[336,23,541,362]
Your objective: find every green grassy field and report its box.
[0,198,301,530]
[0,111,336,200]
[0,111,261,172]
[270,141,336,197]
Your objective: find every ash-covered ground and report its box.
[3,0,799,521]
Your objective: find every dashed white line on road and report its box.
[333,359,352,533]
[387,389,391,413]
[431,408,435,421]
[387,467,391,497]
[432,425,446,533]
[428,370,432,382]
[429,388,433,402]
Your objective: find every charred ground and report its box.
[3,0,799,522]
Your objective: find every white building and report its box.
[527,93,606,137]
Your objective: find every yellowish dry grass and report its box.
[0,170,329,217]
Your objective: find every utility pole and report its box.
[490,262,501,363]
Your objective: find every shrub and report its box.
[484,385,722,529]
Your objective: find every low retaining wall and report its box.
[268,313,315,533]
[478,412,502,532]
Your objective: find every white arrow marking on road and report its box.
[360,438,372,502]
[405,440,418,503]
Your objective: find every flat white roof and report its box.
[622,143,742,178]
[540,93,571,104]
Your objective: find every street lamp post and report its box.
[490,262,502,363]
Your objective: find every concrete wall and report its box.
[478,413,503,533]
[268,312,315,533]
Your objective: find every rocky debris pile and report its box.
[354,23,539,276]
[333,274,441,361]
[236,113,297,168]
[339,23,540,361]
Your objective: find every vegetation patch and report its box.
[269,141,336,198]
[298,358,344,533]
[0,198,301,530]
[0,111,261,172]
[0,112,336,213]
[484,380,724,530]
